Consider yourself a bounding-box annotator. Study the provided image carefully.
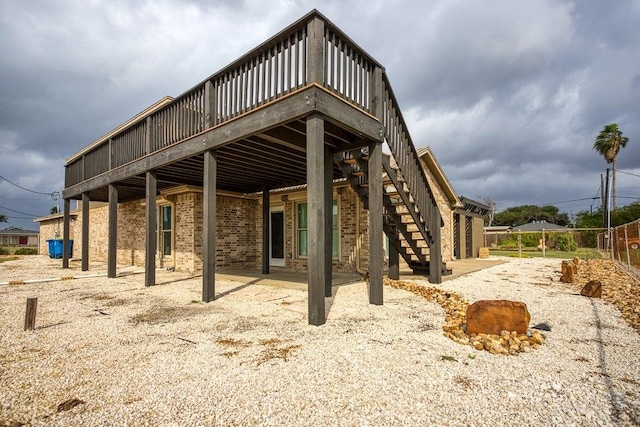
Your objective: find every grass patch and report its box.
[489,247,602,259]
[0,256,19,263]
[14,248,38,255]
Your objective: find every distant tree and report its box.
[611,202,640,226]
[478,195,498,226]
[575,202,640,228]
[50,206,58,215]
[493,205,570,227]
[0,214,7,223]
[593,123,628,209]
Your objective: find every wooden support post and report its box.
[62,198,71,269]
[203,150,217,302]
[107,184,118,278]
[324,146,333,297]
[81,193,89,271]
[368,141,383,305]
[307,113,327,325]
[145,171,157,287]
[307,17,325,84]
[388,243,399,280]
[24,298,37,331]
[262,185,270,275]
[429,208,443,283]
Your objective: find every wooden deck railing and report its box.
[65,11,386,191]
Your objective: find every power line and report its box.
[541,197,599,205]
[617,169,640,179]
[0,204,40,217]
[0,175,57,198]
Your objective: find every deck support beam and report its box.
[107,185,118,278]
[81,193,90,271]
[429,209,443,283]
[202,150,217,302]
[262,186,270,275]
[145,171,157,286]
[388,243,399,280]
[62,198,71,269]
[368,141,383,305]
[306,113,328,325]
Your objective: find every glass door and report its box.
[270,210,284,266]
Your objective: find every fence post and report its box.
[624,225,631,271]
[24,298,37,331]
[517,233,522,258]
[542,229,546,258]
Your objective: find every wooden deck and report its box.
[60,10,445,325]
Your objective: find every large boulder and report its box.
[466,300,531,335]
[580,280,602,298]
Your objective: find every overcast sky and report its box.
[1,0,639,230]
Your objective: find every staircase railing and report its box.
[380,74,441,246]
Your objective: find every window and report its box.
[296,200,338,258]
[159,205,172,257]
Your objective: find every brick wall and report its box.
[39,177,453,274]
[213,195,259,269]
[421,161,454,262]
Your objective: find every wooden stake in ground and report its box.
[24,298,37,331]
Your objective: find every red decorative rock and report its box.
[466,300,531,335]
[580,280,602,298]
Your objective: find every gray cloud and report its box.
[0,0,638,229]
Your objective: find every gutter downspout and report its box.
[355,191,367,275]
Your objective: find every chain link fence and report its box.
[601,219,640,279]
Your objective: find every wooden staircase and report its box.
[336,148,451,281]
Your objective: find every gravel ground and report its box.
[1,256,639,426]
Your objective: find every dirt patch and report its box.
[130,305,202,325]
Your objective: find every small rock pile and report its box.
[383,278,545,355]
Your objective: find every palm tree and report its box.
[593,123,628,209]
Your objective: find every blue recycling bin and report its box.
[47,239,73,259]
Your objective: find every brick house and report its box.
[47,10,488,324]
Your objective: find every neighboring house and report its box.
[49,10,488,325]
[0,226,39,247]
[513,220,570,232]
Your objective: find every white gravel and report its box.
[1,256,639,426]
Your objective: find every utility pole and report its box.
[600,174,605,218]
[604,168,611,255]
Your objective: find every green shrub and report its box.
[554,233,578,252]
[520,233,542,248]
[15,247,38,255]
[499,238,518,249]
[0,247,9,255]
